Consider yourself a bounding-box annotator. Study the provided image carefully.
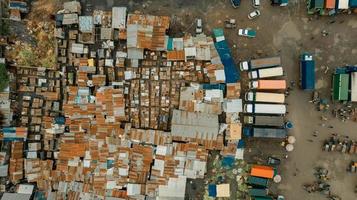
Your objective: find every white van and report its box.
[253,0,260,7]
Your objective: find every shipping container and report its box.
[245,92,285,103]
[249,188,268,197]
[350,0,357,8]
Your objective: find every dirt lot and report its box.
[83,0,357,199]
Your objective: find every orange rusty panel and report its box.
[325,0,336,8]
[167,51,185,61]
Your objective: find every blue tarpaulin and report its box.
[222,156,235,168]
[208,184,217,197]
[167,37,173,51]
[214,41,240,83]
[237,139,245,149]
[55,116,65,125]
[202,83,226,93]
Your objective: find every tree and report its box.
[0,64,9,92]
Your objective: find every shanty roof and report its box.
[79,16,93,33]
[171,109,219,141]
[112,7,127,29]
[1,193,31,200]
[63,1,81,13]
[127,14,170,50]
[62,13,78,25]
[158,176,186,199]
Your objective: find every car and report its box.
[248,10,261,19]
[231,0,241,8]
[196,19,203,34]
[253,0,260,7]
[238,29,256,38]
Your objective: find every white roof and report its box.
[204,89,224,102]
[158,176,186,199]
[71,43,84,54]
[127,183,141,196]
[184,47,197,59]
[223,99,242,113]
[217,184,230,197]
[112,7,127,29]
[215,69,226,81]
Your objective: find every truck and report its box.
[248,67,283,79]
[240,56,281,71]
[243,115,285,127]
[249,188,268,197]
[243,127,287,138]
[249,80,286,90]
[300,53,315,90]
[247,176,269,187]
[245,92,285,103]
[244,104,286,115]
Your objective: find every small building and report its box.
[332,73,349,101]
[63,1,81,14]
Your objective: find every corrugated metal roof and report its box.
[1,193,31,200]
[112,7,127,29]
[62,13,78,25]
[127,48,144,60]
[171,109,219,141]
[79,16,93,33]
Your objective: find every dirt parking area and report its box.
[83,0,357,199]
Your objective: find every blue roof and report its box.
[214,40,240,83]
[221,156,235,168]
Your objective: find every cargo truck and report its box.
[240,56,281,71]
[249,80,286,90]
[245,92,285,103]
[249,188,268,197]
[243,115,285,127]
[247,176,269,187]
[300,53,315,90]
[243,127,287,138]
[248,67,284,79]
[244,104,286,115]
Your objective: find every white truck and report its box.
[245,92,285,103]
[248,66,283,80]
[352,72,357,102]
[240,56,281,71]
[244,103,286,115]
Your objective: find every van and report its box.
[253,0,260,7]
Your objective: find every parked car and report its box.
[238,29,256,38]
[231,0,241,8]
[225,19,236,29]
[248,10,261,19]
[196,19,203,34]
[253,0,260,7]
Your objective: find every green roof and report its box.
[333,74,349,101]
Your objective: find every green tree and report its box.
[0,64,9,92]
